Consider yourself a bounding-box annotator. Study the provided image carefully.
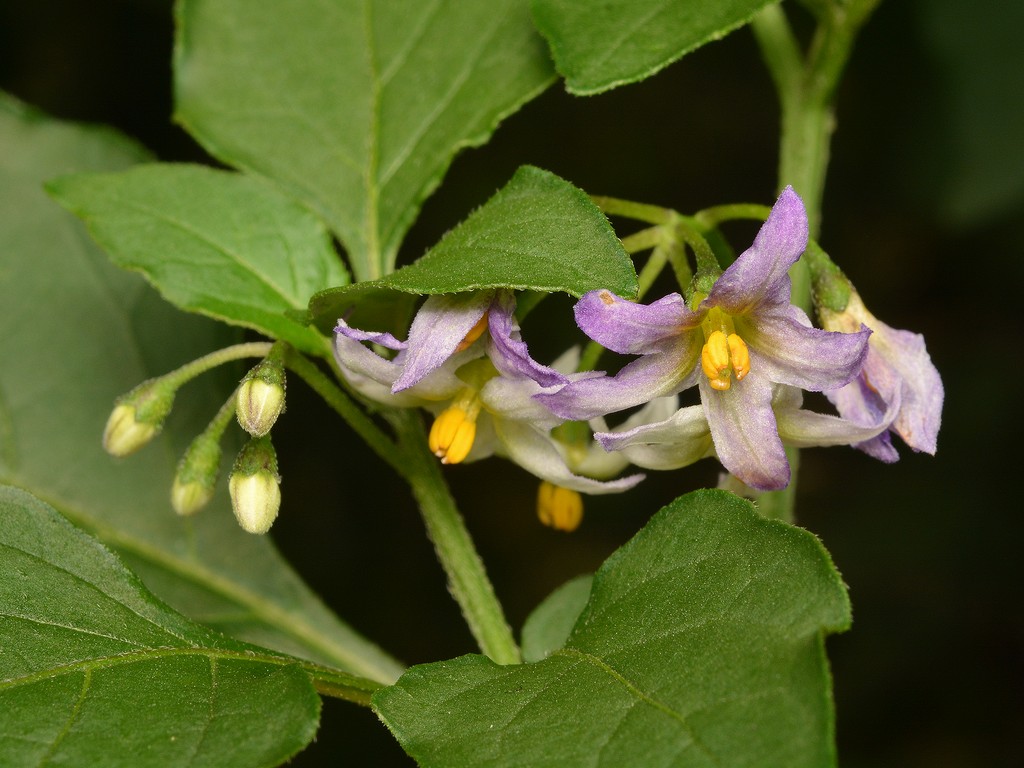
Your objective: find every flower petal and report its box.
[700,370,789,491]
[392,291,495,392]
[479,375,564,430]
[487,291,566,387]
[334,323,406,350]
[870,322,943,454]
[707,186,808,314]
[777,386,901,460]
[333,330,425,406]
[536,334,702,421]
[494,419,644,494]
[596,404,714,471]
[743,305,870,391]
[333,324,401,389]
[574,290,700,354]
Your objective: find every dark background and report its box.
[3,0,1022,765]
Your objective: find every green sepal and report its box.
[805,240,853,313]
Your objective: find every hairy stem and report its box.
[283,348,405,476]
[391,410,521,665]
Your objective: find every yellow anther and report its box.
[700,329,750,391]
[701,330,733,390]
[455,313,489,352]
[429,405,478,464]
[537,482,583,532]
[727,333,750,381]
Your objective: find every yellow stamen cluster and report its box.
[700,330,751,391]
[429,399,481,464]
[537,482,583,532]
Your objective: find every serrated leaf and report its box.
[0,95,403,684]
[46,163,347,354]
[374,490,850,767]
[174,0,555,281]
[0,485,328,768]
[308,166,638,331]
[531,0,776,95]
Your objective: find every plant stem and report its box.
[164,342,274,389]
[390,410,521,665]
[694,203,772,230]
[591,195,675,225]
[283,348,405,476]
[751,0,881,303]
[299,342,518,664]
[300,662,384,705]
[751,0,880,522]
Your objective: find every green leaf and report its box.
[0,485,324,768]
[175,0,555,281]
[374,490,850,767]
[308,166,638,331]
[46,163,347,354]
[531,0,777,94]
[0,95,403,684]
[520,574,592,663]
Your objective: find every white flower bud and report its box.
[236,357,286,437]
[228,436,281,534]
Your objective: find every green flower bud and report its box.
[228,436,280,534]
[102,379,176,457]
[171,431,223,516]
[236,356,286,437]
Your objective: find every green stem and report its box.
[619,226,663,254]
[301,662,384,706]
[694,203,772,229]
[390,410,521,665]
[591,195,675,225]
[751,0,881,290]
[674,215,719,279]
[163,342,274,389]
[752,447,799,524]
[635,240,668,298]
[751,1,879,522]
[283,348,405,476]
[299,345,518,664]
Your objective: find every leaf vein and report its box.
[102,196,306,309]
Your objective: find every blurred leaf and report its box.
[374,490,849,767]
[0,94,403,683]
[520,574,592,663]
[308,166,638,331]
[47,163,346,354]
[531,0,775,94]
[175,0,554,281]
[0,485,322,768]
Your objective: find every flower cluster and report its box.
[333,187,942,522]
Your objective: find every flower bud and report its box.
[228,436,281,534]
[102,379,176,457]
[171,432,223,516]
[236,356,286,437]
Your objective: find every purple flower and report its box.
[538,187,871,490]
[598,383,900,476]
[819,290,943,460]
[333,290,642,494]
